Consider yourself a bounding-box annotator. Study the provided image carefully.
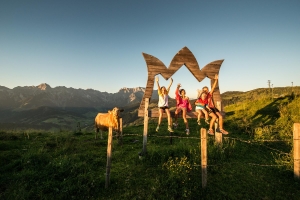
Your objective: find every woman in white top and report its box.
[155,76,174,133]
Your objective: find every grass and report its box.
[1,122,300,199]
[1,94,300,199]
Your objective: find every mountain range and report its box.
[0,83,159,131]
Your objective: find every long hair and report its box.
[179,89,185,97]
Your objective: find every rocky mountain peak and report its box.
[119,87,145,93]
[37,83,51,90]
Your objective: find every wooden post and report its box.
[201,128,207,188]
[216,101,221,111]
[294,123,300,179]
[215,133,222,144]
[105,126,113,188]
[142,98,149,154]
[118,118,123,145]
[215,101,222,144]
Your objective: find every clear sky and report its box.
[1,0,299,98]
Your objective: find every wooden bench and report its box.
[138,109,225,118]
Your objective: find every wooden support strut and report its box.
[214,100,223,144]
[142,98,149,155]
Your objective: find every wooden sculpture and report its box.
[138,46,224,118]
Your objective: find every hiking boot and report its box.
[185,129,190,135]
[156,126,159,132]
[168,126,174,133]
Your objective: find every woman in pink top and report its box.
[173,83,192,135]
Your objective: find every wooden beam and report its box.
[138,109,225,118]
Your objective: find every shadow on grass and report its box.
[250,98,289,125]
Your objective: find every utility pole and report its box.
[292,82,294,92]
[268,80,271,99]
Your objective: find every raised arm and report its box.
[175,83,181,98]
[210,74,219,94]
[196,89,202,99]
[155,76,161,94]
[166,78,173,92]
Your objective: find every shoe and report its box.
[208,129,214,135]
[220,129,229,135]
[156,126,159,132]
[185,129,190,135]
[205,119,210,125]
[197,120,201,125]
[168,126,174,133]
[173,123,178,129]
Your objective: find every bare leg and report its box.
[202,109,209,124]
[156,108,163,132]
[165,109,171,126]
[209,113,217,130]
[182,108,188,129]
[196,109,201,122]
[216,112,228,134]
[174,107,181,125]
[158,108,163,126]
[202,109,209,120]
[165,109,174,132]
[216,112,223,129]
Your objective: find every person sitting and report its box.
[195,89,210,125]
[173,83,192,135]
[202,74,228,135]
[155,76,174,133]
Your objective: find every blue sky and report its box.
[1,0,299,98]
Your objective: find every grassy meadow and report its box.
[1,91,300,199]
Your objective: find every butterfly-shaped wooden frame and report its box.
[138,46,224,117]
